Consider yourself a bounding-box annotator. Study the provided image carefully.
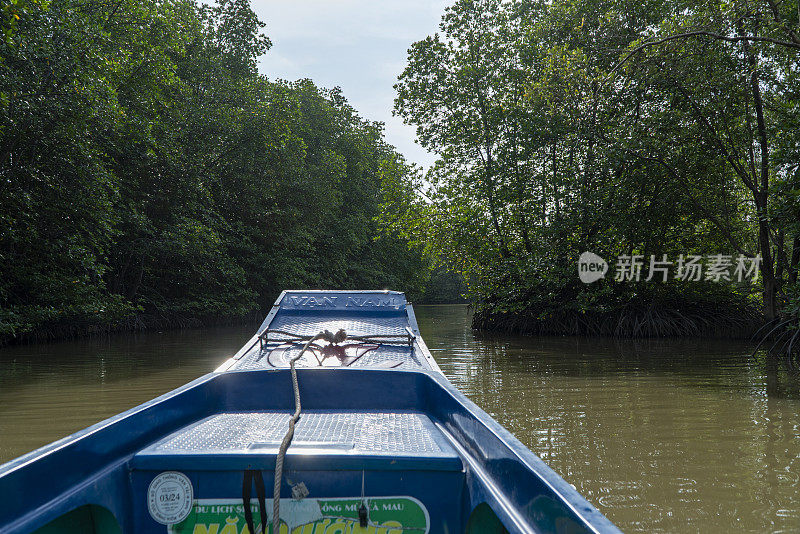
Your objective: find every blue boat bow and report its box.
[0,290,621,534]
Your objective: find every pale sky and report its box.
[251,0,447,170]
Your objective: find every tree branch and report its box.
[609,30,800,77]
[762,0,800,45]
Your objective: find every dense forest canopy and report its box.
[2,0,799,344]
[390,0,800,339]
[0,0,428,342]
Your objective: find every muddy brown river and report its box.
[1,305,799,532]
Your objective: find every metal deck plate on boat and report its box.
[268,313,408,338]
[133,411,462,472]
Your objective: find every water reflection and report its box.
[415,305,800,533]
[0,326,252,462]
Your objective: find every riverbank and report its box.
[3,291,763,346]
[0,290,470,347]
[471,285,764,338]
[0,308,263,347]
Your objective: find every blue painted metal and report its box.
[0,290,622,533]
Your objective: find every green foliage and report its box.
[0,0,426,342]
[392,0,800,335]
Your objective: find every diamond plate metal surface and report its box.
[266,314,407,338]
[152,412,445,454]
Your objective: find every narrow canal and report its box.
[1,305,798,532]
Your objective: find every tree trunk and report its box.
[741,21,778,319]
[484,149,510,257]
[510,134,532,253]
[758,207,777,319]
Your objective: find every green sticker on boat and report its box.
[168,496,429,534]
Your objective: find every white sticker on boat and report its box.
[148,471,194,525]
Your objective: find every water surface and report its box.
[1,305,799,532]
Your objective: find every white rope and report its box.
[273,332,324,534]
